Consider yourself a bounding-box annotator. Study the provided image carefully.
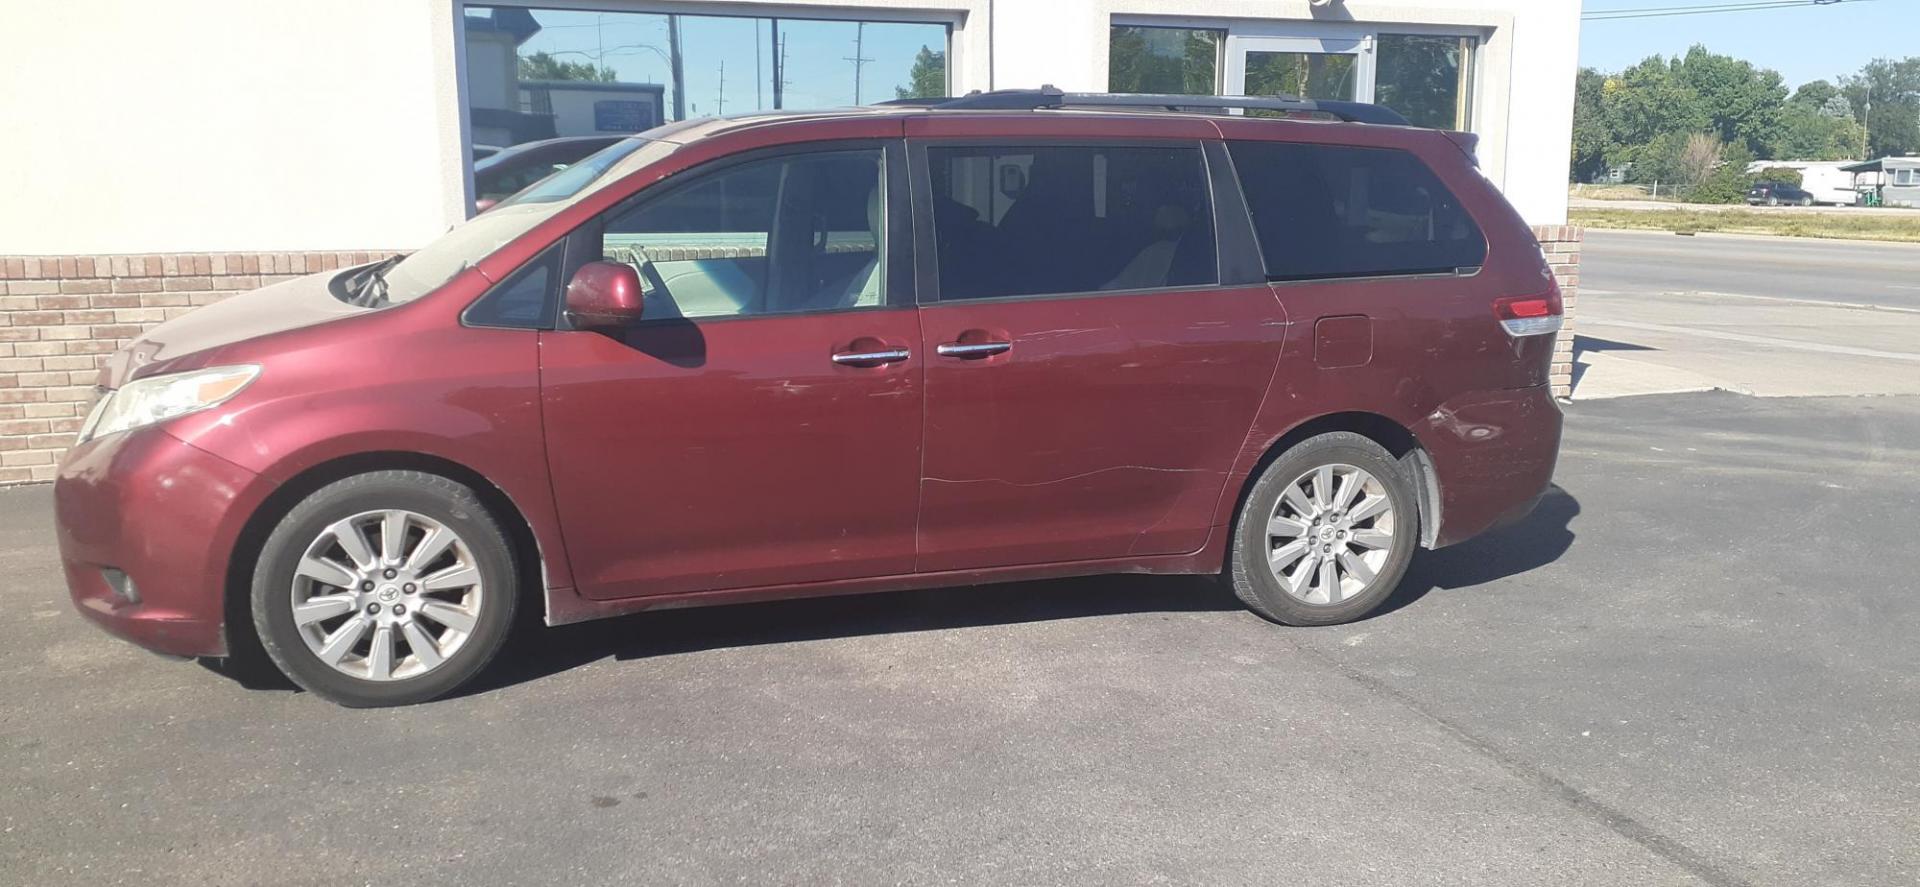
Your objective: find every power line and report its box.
[1584,0,1877,21]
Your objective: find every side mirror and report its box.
[474,197,500,213]
[564,261,645,330]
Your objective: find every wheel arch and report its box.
[221,451,552,660]
[1225,412,1443,566]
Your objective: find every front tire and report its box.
[1228,433,1419,626]
[250,471,517,707]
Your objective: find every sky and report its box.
[1579,0,1918,87]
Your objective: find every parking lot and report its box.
[6,234,1920,885]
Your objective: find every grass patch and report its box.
[1571,207,1920,244]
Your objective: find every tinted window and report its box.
[466,243,559,328]
[596,149,885,319]
[1228,141,1486,281]
[927,144,1216,300]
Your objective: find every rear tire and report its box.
[250,471,517,707]
[1228,433,1420,626]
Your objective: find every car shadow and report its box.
[202,486,1580,700]
[1371,483,1580,618]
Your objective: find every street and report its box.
[1576,230,1920,398]
[6,231,1920,885]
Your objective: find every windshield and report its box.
[376,136,680,304]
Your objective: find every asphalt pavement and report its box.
[1575,230,1920,399]
[5,391,1918,886]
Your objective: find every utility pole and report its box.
[716,61,726,115]
[770,18,783,110]
[667,14,687,121]
[844,22,873,105]
[754,20,764,110]
[1862,82,1873,160]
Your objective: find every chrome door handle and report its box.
[935,341,1012,358]
[831,348,911,367]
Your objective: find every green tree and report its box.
[1766,100,1866,160]
[518,51,614,83]
[1791,79,1841,109]
[1670,46,1787,157]
[1108,27,1220,96]
[1570,67,1614,182]
[894,46,948,100]
[1841,58,1920,158]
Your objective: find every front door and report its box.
[1225,31,1371,105]
[910,139,1286,573]
[541,143,923,600]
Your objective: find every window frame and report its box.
[907,137,1255,306]
[547,137,912,332]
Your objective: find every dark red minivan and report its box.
[54,91,1562,706]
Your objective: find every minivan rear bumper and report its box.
[54,428,270,658]
[1418,384,1563,548]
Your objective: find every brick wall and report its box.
[0,251,389,484]
[1532,225,1582,400]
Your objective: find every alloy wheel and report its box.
[1264,464,1398,605]
[289,509,485,681]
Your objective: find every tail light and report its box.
[1494,281,1563,338]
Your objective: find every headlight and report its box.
[76,365,260,443]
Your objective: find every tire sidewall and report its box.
[1233,435,1419,626]
[251,473,517,707]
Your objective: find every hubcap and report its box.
[1264,464,1397,605]
[290,510,483,681]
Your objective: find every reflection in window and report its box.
[463,6,948,151]
[1108,27,1222,95]
[1376,35,1475,130]
[1244,51,1357,103]
[598,150,886,319]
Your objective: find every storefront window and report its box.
[1244,50,1357,103]
[1375,34,1475,130]
[1108,26,1222,95]
[463,5,948,152]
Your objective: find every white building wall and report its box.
[0,0,1576,257]
[0,0,470,255]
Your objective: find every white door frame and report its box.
[1223,29,1375,103]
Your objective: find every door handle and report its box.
[935,341,1012,359]
[831,348,911,367]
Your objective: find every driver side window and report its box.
[597,148,886,320]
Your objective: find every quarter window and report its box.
[927,144,1217,300]
[1228,141,1486,281]
[595,149,886,319]
[467,243,561,328]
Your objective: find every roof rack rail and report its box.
[876,86,1413,126]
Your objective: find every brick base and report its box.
[0,251,392,483]
[1531,225,1582,399]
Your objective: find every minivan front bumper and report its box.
[54,428,270,658]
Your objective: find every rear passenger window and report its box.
[1228,141,1486,281]
[927,144,1216,300]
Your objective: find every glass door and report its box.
[1223,32,1372,106]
